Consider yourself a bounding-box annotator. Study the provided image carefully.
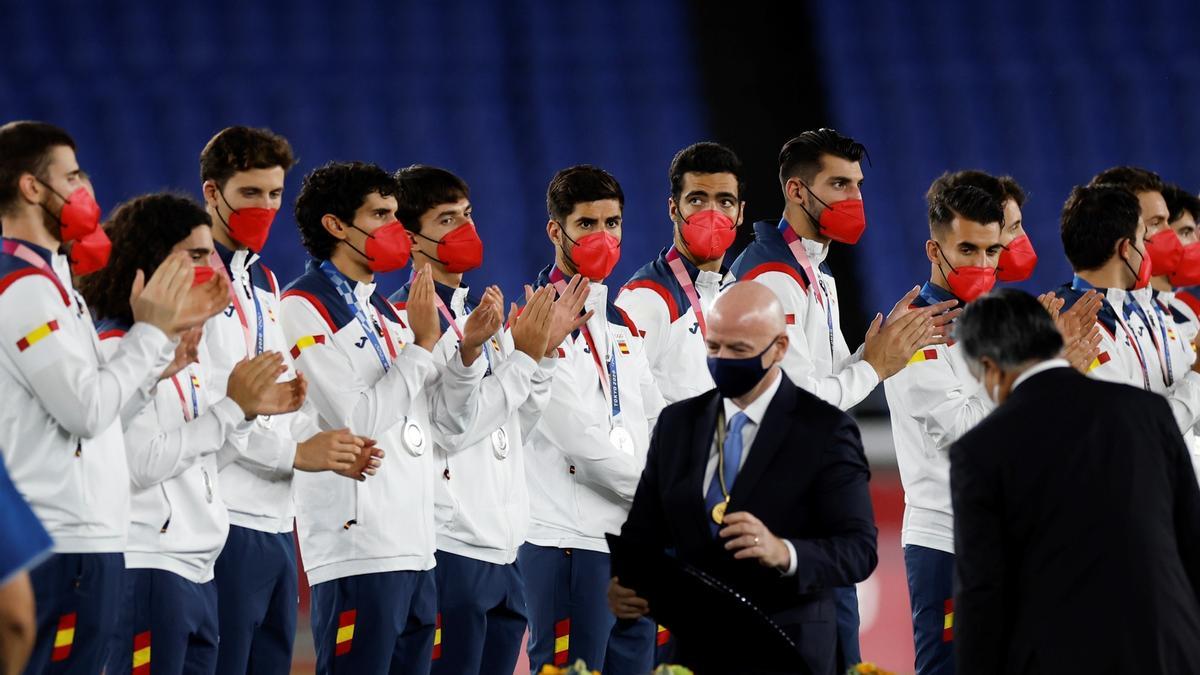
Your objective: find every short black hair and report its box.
[393,165,470,234]
[956,288,1064,370]
[928,184,1003,237]
[1060,183,1141,271]
[1089,165,1164,195]
[926,170,1026,208]
[294,161,398,260]
[777,128,866,186]
[1163,184,1200,224]
[668,142,745,203]
[0,121,77,216]
[546,165,624,222]
[78,193,211,326]
[199,126,296,187]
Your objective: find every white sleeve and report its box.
[536,353,642,501]
[425,344,488,439]
[0,276,174,438]
[747,270,879,410]
[887,347,993,450]
[432,348,538,453]
[281,295,435,438]
[518,356,558,444]
[1168,372,1200,433]
[124,390,254,490]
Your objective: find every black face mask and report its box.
[706,337,780,398]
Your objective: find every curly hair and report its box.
[294,161,399,260]
[199,126,296,187]
[78,193,211,325]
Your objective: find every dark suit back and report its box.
[950,366,1200,674]
[619,374,878,675]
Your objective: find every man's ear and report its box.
[925,239,940,265]
[546,220,561,245]
[785,177,807,208]
[773,334,790,362]
[667,197,679,223]
[17,173,43,206]
[202,180,219,208]
[736,201,746,227]
[321,214,348,241]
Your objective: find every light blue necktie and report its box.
[706,411,749,536]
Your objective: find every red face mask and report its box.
[1126,240,1153,290]
[353,221,412,273]
[191,265,215,287]
[997,234,1038,282]
[52,186,102,242]
[67,227,111,275]
[416,222,484,273]
[562,229,621,280]
[679,209,736,261]
[801,183,867,245]
[1169,242,1200,287]
[938,246,996,302]
[1145,229,1184,277]
[218,191,276,253]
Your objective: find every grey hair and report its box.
[954,288,1064,371]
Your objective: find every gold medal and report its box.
[711,498,728,525]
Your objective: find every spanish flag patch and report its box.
[335,609,355,656]
[942,598,954,642]
[50,612,76,662]
[1088,351,1111,372]
[908,348,938,364]
[290,334,326,359]
[432,613,442,660]
[554,618,570,666]
[16,320,59,352]
[616,339,630,355]
[656,624,670,646]
[132,630,151,675]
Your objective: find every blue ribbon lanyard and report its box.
[1118,298,1154,390]
[319,261,391,372]
[1150,300,1175,386]
[186,373,200,419]
[247,270,265,355]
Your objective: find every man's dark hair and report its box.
[1059,183,1141,271]
[777,128,866,187]
[546,165,624,222]
[926,170,1026,208]
[957,288,1064,370]
[1088,165,1164,195]
[0,121,77,216]
[1163,184,1200,224]
[199,126,296,188]
[928,184,1003,237]
[78,193,211,326]
[668,142,745,203]
[294,161,398,260]
[393,165,470,234]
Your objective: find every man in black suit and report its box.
[608,281,878,674]
[951,288,1200,673]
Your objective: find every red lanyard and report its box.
[210,251,258,356]
[433,293,464,341]
[2,240,70,305]
[549,267,609,389]
[665,248,708,339]
[371,306,398,360]
[779,226,827,310]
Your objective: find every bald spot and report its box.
[710,281,786,340]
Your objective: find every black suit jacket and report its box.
[619,374,878,675]
[951,366,1200,674]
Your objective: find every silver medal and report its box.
[609,427,634,456]
[491,427,509,459]
[403,419,426,455]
